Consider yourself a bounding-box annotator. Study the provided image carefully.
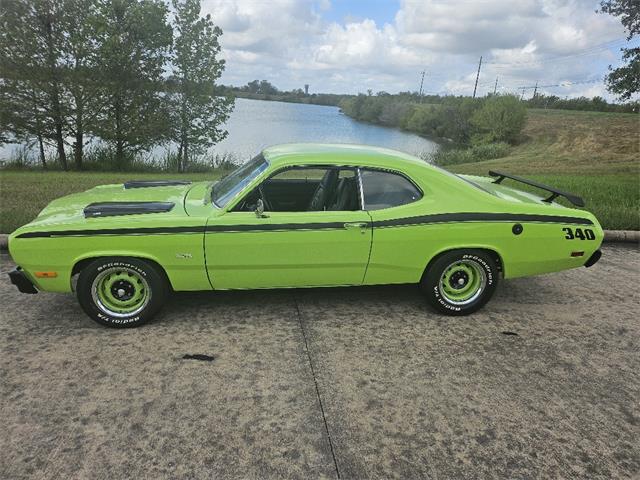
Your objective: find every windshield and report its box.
[212,154,269,208]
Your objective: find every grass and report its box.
[449,108,639,230]
[0,171,225,233]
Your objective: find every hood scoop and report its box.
[84,202,175,218]
[124,180,191,189]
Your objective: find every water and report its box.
[209,98,438,160]
[0,98,439,162]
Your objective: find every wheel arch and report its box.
[70,253,173,290]
[421,246,505,282]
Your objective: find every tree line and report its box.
[0,0,233,171]
[218,80,347,107]
[224,80,638,114]
[339,93,528,146]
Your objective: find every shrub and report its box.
[429,142,510,166]
[471,95,527,144]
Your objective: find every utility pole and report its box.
[493,77,498,95]
[418,70,426,100]
[532,81,538,99]
[472,56,482,98]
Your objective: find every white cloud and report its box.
[289,20,422,73]
[202,0,632,100]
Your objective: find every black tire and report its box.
[421,249,499,316]
[76,257,169,328]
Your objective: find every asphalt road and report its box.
[1,244,639,479]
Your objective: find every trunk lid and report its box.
[459,174,570,207]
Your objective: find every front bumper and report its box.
[8,267,38,294]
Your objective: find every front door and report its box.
[204,166,372,289]
[205,210,372,289]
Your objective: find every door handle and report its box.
[344,222,368,230]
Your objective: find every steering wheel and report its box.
[258,183,273,211]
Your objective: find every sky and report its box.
[201,0,638,101]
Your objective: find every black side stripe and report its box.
[205,222,347,233]
[17,226,205,239]
[373,212,593,228]
[15,212,593,238]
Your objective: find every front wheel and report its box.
[77,257,169,327]
[421,250,499,315]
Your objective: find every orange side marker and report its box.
[35,271,58,278]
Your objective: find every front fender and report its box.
[9,232,210,293]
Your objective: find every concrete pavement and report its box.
[1,244,639,479]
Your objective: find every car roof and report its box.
[261,143,430,170]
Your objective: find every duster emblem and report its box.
[176,253,193,259]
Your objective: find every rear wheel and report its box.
[77,257,168,327]
[421,250,498,315]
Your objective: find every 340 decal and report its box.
[563,227,596,240]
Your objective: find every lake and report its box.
[209,98,438,160]
[0,98,439,162]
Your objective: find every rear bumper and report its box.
[8,268,38,294]
[584,249,602,268]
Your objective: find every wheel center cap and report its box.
[111,280,135,301]
[449,271,469,289]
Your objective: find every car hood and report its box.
[22,181,204,229]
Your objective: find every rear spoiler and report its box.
[489,170,585,207]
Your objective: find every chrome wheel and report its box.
[438,259,487,306]
[91,266,151,318]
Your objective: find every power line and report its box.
[486,38,633,70]
[516,78,604,90]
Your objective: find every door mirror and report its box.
[255,198,267,218]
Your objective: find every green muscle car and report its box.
[8,144,603,327]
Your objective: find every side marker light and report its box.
[35,271,58,278]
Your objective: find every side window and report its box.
[233,167,360,212]
[360,170,421,210]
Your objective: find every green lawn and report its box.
[0,171,222,233]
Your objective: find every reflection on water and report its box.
[0,98,439,162]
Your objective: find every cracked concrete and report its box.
[1,244,638,479]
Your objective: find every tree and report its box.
[169,0,233,171]
[90,0,172,169]
[0,0,103,169]
[241,79,278,95]
[599,0,640,100]
[60,0,103,169]
[244,79,260,93]
[0,0,70,169]
[258,80,278,95]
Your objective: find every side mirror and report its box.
[255,198,267,218]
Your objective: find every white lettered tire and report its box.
[76,257,169,327]
[421,250,499,315]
